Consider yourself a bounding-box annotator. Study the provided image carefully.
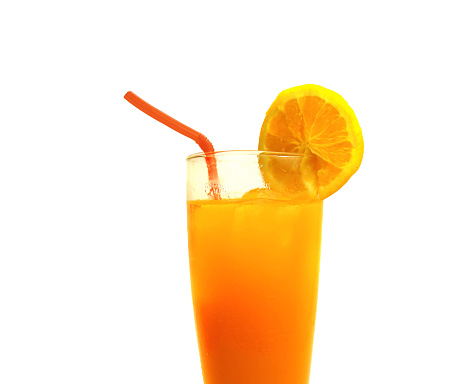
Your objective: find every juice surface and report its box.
[187,197,323,384]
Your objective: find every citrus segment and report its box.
[259,84,363,199]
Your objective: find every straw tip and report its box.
[124,91,134,100]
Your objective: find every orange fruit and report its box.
[258,84,364,199]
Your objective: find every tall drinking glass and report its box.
[186,151,323,384]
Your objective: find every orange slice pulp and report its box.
[258,84,364,199]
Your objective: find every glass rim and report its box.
[186,150,311,161]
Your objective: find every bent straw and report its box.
[124,91,220,199]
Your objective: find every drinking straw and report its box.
[124,91,220,199]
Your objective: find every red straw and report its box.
[124,91,220,198]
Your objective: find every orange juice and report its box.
[187,197,323,384]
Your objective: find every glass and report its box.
[187,151,323,384]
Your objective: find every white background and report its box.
[1,1,448,383]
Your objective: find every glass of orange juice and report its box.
[187,150,323,384]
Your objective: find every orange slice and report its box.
[258,84,364,199]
